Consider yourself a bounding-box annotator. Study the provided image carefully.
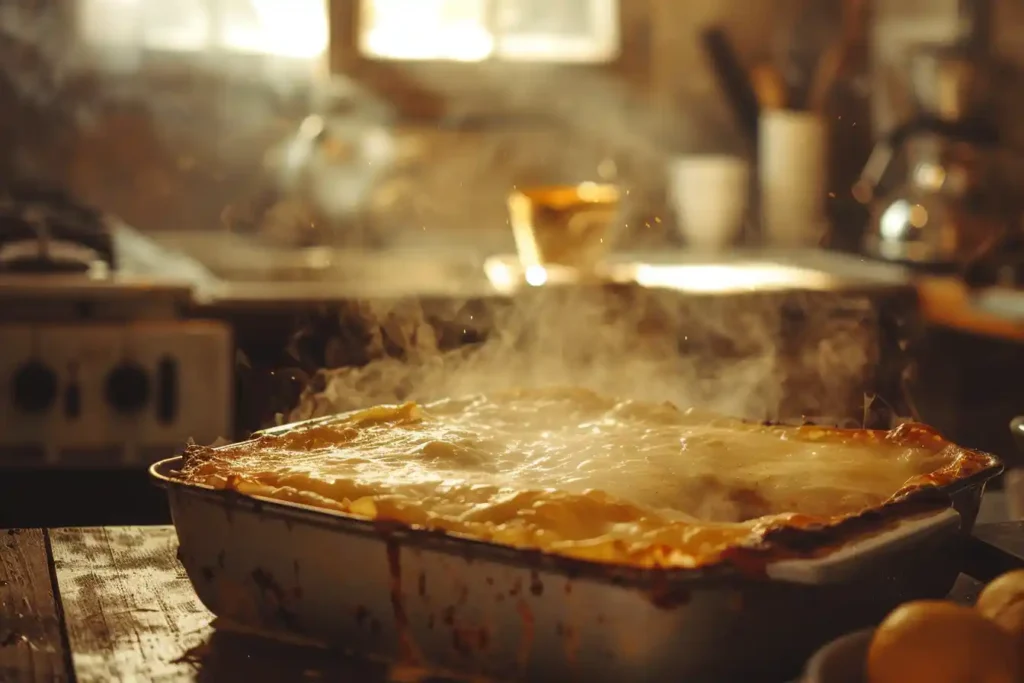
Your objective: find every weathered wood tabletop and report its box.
[2,525,1018,683]
[0,527,398,683]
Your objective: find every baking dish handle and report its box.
[765,507,962,584]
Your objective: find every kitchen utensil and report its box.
[666,155,750,252]
[781,56,815,112]
[268,112,396,247]
[507,183,620,274]
[773,0,837,110]
[806,0,868,115]
[700,27,761,145]
[808,45,844,114]
[859,43,1007,267]
[759,110,828,247]
[750,63,788,110]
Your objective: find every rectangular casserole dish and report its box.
[152,407,1002,683]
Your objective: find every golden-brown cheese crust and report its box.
[178,388,998,570]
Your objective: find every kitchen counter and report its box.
[115,228,499,307]
[121,226,1024,342]
[125,229,920,307]
[0,524,1019,683]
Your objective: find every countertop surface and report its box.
[2,523,1021,683]
[117,226,1024,343]
[125,229,919,306]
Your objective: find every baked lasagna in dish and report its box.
[180,387,995,569]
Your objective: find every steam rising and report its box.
[290,285,878,429]
[0,3,72,108]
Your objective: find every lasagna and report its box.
[180,387,992,568]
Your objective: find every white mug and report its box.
[667,155,750,252]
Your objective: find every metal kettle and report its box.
[857,44,1007,268]
[262,83,397,248]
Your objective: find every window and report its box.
[327,0,634,118]
[77,0,329,60]
[359,0,620,63]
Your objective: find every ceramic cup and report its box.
[667,155,750,252]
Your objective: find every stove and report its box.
[0,185,232,471]
[0,183,117,274]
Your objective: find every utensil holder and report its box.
[759,110,828,247]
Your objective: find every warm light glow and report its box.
[79,0,148,49]
[880,199,912,241]
[524,265,549,287]
[913,162,946,190]
[908,204,929,229]
[359,0,619,62]
[484,255,588,293]
[78,0,328,59]
[484,257,518,292]
[361,0,493,61]
[223,0,328,58]
[484,256,838,295]
[631,264,835,293]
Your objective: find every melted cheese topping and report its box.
[182,387,971,568]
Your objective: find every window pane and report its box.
[495,0,619,62]
[140,0,211,51]
[359,0,494,62]
[78,0,144,49]
[496,0,595,38]
[219,0,328,59]
[78,0,328,59]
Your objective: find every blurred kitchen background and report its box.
[0,0,890,247]
[5,0,1024,526]
[8,0,1024,244]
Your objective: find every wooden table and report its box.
[0,527,401,683]
[2,526,1018,683]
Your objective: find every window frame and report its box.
[328,0,651,120]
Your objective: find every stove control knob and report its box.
[105,363,150,414]
[11,361,58,413]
